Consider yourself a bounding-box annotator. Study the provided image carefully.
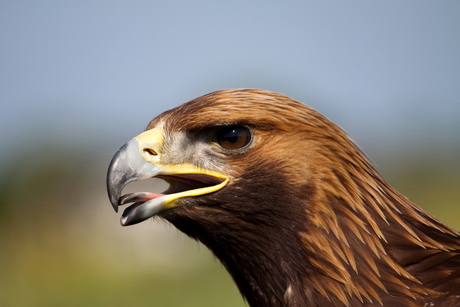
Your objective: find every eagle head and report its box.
[107,89,460,307]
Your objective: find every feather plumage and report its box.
[108,89,460,306]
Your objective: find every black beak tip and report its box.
[108,197,119,213]
[112,201,119,213]
[107,176,121,213]
[108,188,120,213]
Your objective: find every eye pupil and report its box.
[226,131,239,143]
[215,126,251,150]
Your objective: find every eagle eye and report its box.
[214,126,251,150]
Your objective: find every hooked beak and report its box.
[107,128,229,226]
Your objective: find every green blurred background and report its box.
[1,2,459,306]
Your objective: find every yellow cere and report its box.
[135,127,165,163]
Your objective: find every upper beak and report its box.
[107,128,229,226]
[107,137,161,213]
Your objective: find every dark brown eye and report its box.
[214,126,251,150]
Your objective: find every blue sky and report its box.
[1,1,459,159]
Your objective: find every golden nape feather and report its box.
[107,89,460,307]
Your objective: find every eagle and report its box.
[107,89,460,307]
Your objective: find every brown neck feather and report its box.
[296,131,460,306]
[165,145,460,306]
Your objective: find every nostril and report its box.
[143,148,158,156]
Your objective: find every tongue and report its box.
[119,192,165,205]
[142,192,164,201]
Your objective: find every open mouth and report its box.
[117,174,228,225]
[106,132,230,226]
